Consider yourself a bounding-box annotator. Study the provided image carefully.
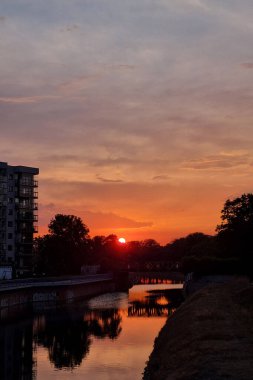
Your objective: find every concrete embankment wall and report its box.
[0,279,115,309]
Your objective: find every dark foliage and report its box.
[216,193,253,274]
[34,214,90,275]
[35,309,122,369]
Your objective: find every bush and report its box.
[181,256,247,275]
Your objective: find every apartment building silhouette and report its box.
[0,162,39,277]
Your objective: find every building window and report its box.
[8,221,13,227]
[8,245,13,251]
[8,233,13,239]
[8,198,13,204]
[8,209,13,216]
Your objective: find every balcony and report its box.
[19,190,34,197]
[19,213,38,222]
[19,190,38,198]
[18,202,38,210]
[18,224,38,234]
[19,179,38,187]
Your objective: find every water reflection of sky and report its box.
[0,284,183,380]
[35,284,182,380]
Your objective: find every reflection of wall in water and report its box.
[0,320,36,380]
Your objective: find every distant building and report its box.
[0,162,39,277]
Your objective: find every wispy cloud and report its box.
[152,175,170,181]
[82,210,153,229]
[0,95,60,104]
[183,153,251,170]
[39,202,152,230]
[96,175,123,183]
[241,62,253,69]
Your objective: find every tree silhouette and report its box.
[216,193,253,268]
[34,214,90,275]
[36,319,91,369]
[48,214,89,244]
[216,193,253,234]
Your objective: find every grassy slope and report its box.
[143,278,253,380]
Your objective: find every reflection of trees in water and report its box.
[36,319,91,369]
[35,308,122,370]
[87,309,122,340]
[128,291,183,317]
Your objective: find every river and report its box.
[0,283,183,380]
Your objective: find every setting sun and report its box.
[118,237,126,244]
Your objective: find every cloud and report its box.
[183,153,251,170]
[110,64,135,70]
[42,154,80,162]
[0,95,60,104]
[82,210,153,229]
[96,175,123,183]
[152,175,170,181]
[39,203,56,211]
[62,24,80,32]
[241,62,253,69]
[38,202,152,230]
[57,74,103,95]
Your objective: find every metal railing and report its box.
[19,190,38,198]
[18,213,38,222]
[18,202,38,210]
[19,179,38,187]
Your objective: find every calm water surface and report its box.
[0,283,183,380]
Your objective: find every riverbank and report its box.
[143,277,253,380]
[0,274,115,311]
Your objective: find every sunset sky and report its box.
[1,0,253,243]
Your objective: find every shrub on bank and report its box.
[181,256,247,275]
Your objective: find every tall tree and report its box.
[48,214,89,245]
[216,193,253,264]
[216,193,253,234]
[34,214,90,275]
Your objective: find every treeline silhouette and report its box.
[34,193,253,277]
